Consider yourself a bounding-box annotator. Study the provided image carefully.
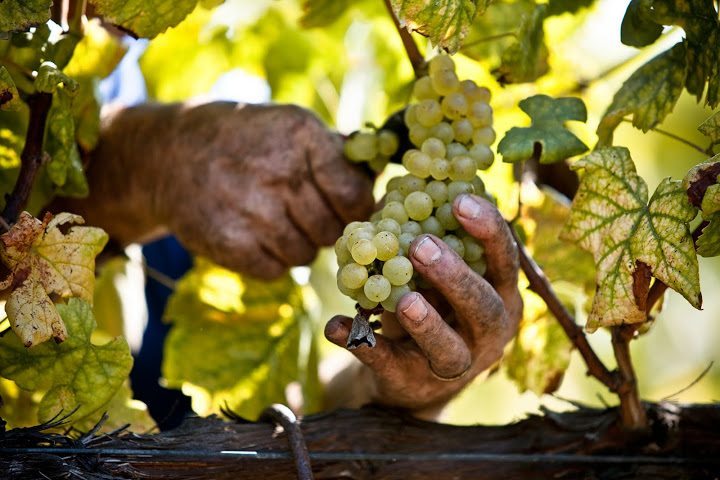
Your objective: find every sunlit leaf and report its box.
[0,298,132,424]
[301,0,351,28]
[497,94,588,164]
[683,158,720,257]
[0,67,21,111]
[0,0,51,33]
[35,62,78,95]
[597,42,686,145]
[72,381,155,433]
[620,0,663,47]
[88,0,201,39]
[561,147,701,331]
[698,111,720,144]
[494,4,548,84]
[64,19,127,79]
[162,259,320,419]
[390,0,486,53]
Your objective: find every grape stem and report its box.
[383,0,426,79]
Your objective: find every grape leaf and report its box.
[390,0,486,53]
[45,88,89,196]
[696,215,720,256]
[64,19,127,79]
[620,0,663,47]
[0,66,21,111]
[72,381,155,433]
[494,4,549,84]
[88,0,201,39]
[683,159,720,257]
[0,0,52,33]
[597,42,687,146]
[497,94,588,164]
[0,298,132,424]
[35,62,78,95]
[162,259,320,418]
[506,291,573,395]
[0,212,108,347]
[301,0,351,28]
[561,147,701,331]
[698,111,720,144]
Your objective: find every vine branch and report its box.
[383,0,426,78]
[611,327,647,429]
[1,93,53,230]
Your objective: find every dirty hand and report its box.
[59,102,375,279]
[324,194,522,414]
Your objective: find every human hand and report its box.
[59,102,375,279]
[324,194,522,414]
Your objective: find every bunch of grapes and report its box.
[338,54,494,314]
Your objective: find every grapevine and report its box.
[339,54,495,347]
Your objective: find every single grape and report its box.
[436,202,461,230]
[472,126,496,146]
[381,284,411,312]
[344,132,378,161]
[386,176,403,192]
[376,218,402,237]
[403,150,432,178]
[429,54,455,75]
[398,174,426,196]
[448,181,474,201]
[374,231,400,261]
[452,118,474,144]
[385,190,406,204]
[382,201,410,224]
[430,158,450,180]
[446,142,468,159]
[347,228,374,250]
[425,180,449,207]
[409,125,430,147]
[378,129,400,156]
[442,234,465,258]
[351,238,378,265]
[441,92,468,119]
[404,104,419,127]
[383,256,414,286]
[431,69,460,96]
[469,143,494,170]
[429,122,455,144]
[415,99,444,127]
[404,191,434,221]
[343,221,364,236]
[460,80,491,103]
[335,236,353,266]
[421,137,446,158]
[337,273,360,298]
[420,216,445,237]
[364,274,392,302]
[357,290,379,309]
[469,101,493,127]
[468,258,487,276]
[450,155,477,182]
[412,75,438,100]
[340,262,369,289]
[401,220,423,236]
[398,232,415,256]
[462,236,484,262]
[368,155,389,173]
[471,175,486,195]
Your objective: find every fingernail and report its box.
[457,194,481,219]
[401,293,427,322]
[412,236,441,265]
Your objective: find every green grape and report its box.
[403,150,432,178]
[368,155,389,173]
[421,137,446,158]
[386,176,403,192]
[398,232,415,256]
[469,144,494,170]
[425,180,448,207]
[404,191,434,221]
[452,118,474,144]
[378,129,400,156]
[430,158,450,180]
[404,104,419,127]
[398,174,426,196]
[369,210,383,222]
[449,155,477,182]
[357,290,379,309]
[441,92,468,119]
[337,273,360,298]
[446,142,468,159]
[462,236,484,262]
[347,227,374,249]
[343,221,364,236]
[461,80,491,103]
[436,202,461,230]
[364,274,392,302]
[420,216,445,237]
[448,181,474,201]
[442,234,465,258]
[374,231,400,261]
[409,125,430,147]
[429,54,455,75]
[340,262,369,289]
[381,284,411,312]
[431,69,460,96]
[415,99,443,127]
[344,132,378,161]
[359,221,376,232]
[377,218,402,237]
[401,220,423,236]
[429,122,454,144]
[351,238,378,265]
[469,101,493,127]
[412,75,438,100]
[335,236,353,266]
[468,258,487,276]
[382,201,410,224]
[472,175,486,195]
[383,256,414,286]
[472,126,496,146]
[385,190,406,204]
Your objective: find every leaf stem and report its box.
[1,93,53,230]
[383,0,426,78]
[461,32,517,49]
[509,226,619,391]
[620,118,710,155]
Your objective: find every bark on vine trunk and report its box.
[1,403,719,479]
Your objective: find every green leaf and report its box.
[45,91,89,196]
[0,298,132,424]
[0,66,21,111]
[64,19,127,79]
[620,0,663,47]
[301,0,351,28]
[505,292,573,395]
[390,0,486,53]
[0,0,52,33]
[698,111,720,143]
[494,4,548,84]
[697,214,720,256]
[683,159,720,257]
[561,147,701,331]
[162,259,320,418]
[72,381,155,433]
[497,94,588,164]
[597,42,686,146]
[35,62,78,94]
[88,0,201,38]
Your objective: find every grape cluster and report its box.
[338,54,493,312]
